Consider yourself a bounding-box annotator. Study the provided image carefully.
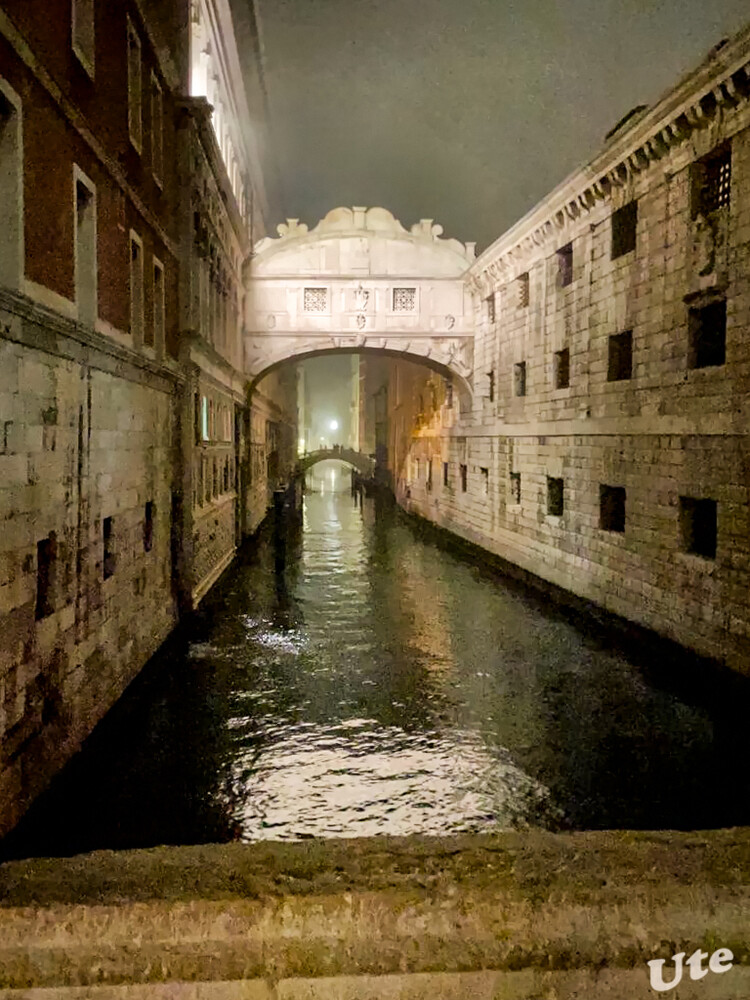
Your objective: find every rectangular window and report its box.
[74,172,97,327]
[557,243,573,287]
[480,467,489,494]
[611,200,637,258]
[151,72,163,185]
[444,379,453,409]
[303,287,327,312]
[194,392,201,446]
[600,485,626,533]
[443,461,449,487]
[688,300,726,369]
[426,459,433,491]
[72,0,95,77]
[143,501,154,552]
[679,496,717,559]
[129,233,144,343]
[607,330,633,381]
[0,83,23,290]
[516,272,529,308]
[691,143,731,217]
[547,477,564,516]
[554,348,570,389]
[485,293,495,323]
[150,258,164,350]
[127,17,142,152]
[514,361,527,397]
[460,463,467,492]
[393,287,416,312]
[103,516,115,578]
[487,369,495,402]
[509,472,521,505]
[201,395,209,441]
[35,534,56,620]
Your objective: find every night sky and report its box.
[250,0,750,251]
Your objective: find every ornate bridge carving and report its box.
[244,207,476,394]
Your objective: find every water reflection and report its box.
[4,491,750,858]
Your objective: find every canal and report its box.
[4,474,750,859]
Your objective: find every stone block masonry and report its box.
[0,298,179,839]
[1,829,750,997]
[395,27,750,673]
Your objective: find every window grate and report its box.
[393,287,416,311]
[692,144,731,217]
[704,152,731,213]
[517,273,530,308]
[303,287,327,312]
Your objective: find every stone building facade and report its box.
[0,0,295,837]
[390,26,750,672]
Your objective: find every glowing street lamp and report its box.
[329,419,339,432]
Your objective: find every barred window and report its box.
[516,273,529,308]
[691,144,731,217]
[393,287,416,311]
[485,293,496,322]
[303,287,327,312]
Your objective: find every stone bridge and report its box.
[296,446,376,478]
[244,206,476,396]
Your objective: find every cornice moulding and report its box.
[470,21,750,288]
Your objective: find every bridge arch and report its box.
[244,207,476,394]
[247,346,473,404]
[296,447,376,478]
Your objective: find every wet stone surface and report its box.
[4,489,750,858]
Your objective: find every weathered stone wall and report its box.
[1,829,749,997]
[392,34,750,671]
[0,296,178,839]
[0,0,285,839]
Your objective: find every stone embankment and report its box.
[1,828,749,998]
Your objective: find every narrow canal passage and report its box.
[5,483,750,859]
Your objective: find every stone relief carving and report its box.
[254,207,475,260]
[354,284,370,311]
[266,315,276,330]
[356,314,366,330]
[445,315,455,330]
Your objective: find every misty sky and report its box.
[252,0,749,250]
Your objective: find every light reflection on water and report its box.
[222,723,562,838]
[6,488,750,859]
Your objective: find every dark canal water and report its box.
[4,480,750,859]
